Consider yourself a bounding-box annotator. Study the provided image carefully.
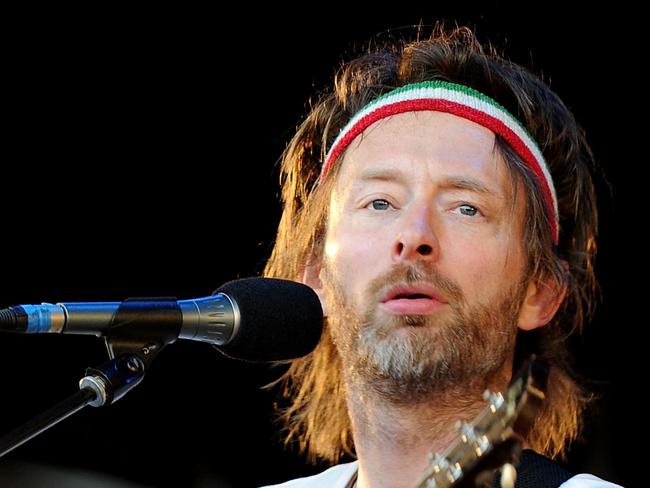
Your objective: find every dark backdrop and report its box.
[0,5,643,488]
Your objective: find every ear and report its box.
[517,272,567,331]
[300,257,328,317]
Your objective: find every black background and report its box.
[0,4,644,487]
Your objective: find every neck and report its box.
[347,376,508,488]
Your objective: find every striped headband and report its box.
[321,81,559,246]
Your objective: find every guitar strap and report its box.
[492,450,573,488]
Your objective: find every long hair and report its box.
[264,24,598,463]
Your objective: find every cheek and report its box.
[446,238,523,304]
[325,224,383,298]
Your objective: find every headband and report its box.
[320,81,559,245]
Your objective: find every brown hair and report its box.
[264,24,598,462]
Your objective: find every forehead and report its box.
[336,111,505,186]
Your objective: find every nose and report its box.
[392,203,439,263]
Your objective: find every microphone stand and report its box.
[0,353,145,457]
[0,297,182,458]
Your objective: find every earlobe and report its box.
[517,275,567,331]
[301,259,328,317]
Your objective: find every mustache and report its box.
[366,263,465,307]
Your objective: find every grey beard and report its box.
[324,265,525,404]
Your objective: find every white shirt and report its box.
[260,461,624,488]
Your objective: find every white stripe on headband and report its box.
[321,81,559,245]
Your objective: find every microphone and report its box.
[0,277,323,362]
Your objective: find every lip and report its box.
[380,283,448,315]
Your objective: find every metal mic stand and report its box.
[0,297,182,457]
[0,353,145,457]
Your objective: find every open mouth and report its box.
[392,293,432,300]
[381,285,447,315]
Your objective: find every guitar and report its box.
[415,357,548,488]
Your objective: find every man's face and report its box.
[319,111,529,401]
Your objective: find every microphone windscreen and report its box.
[214,277,323,362]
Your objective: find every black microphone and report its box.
[0,277,323,362]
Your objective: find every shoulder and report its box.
[259,461,358,488]
[516,451,622,488]
[560,473,624,487]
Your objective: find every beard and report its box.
[321,262,527,404]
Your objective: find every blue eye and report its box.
[369,199,391,210]
[459,204,478,216]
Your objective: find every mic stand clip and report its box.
[0,296,182,457]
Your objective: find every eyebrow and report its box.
[355,169,504,200]
[438,176,503,199]
[357,168,408,184]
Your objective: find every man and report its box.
[261,25,621,488]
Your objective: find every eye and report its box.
[458,204,479,217]
[368,199,391,211]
